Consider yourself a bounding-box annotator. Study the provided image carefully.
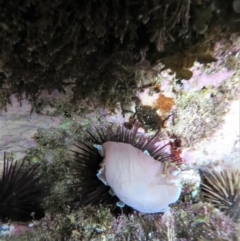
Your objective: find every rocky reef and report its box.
[0,0,240,240]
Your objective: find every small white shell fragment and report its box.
[172,170,180,176]
[93,144,105,157]
[116,200,125,208]
[143,150,150,156]
[99,141,182,213]
[96,167,108,185]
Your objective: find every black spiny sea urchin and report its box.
[0,153,45,222]
[201,167,240,221]
[71,123,182,215]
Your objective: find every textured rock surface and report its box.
[182,99,240,166]
[0,95,62,159]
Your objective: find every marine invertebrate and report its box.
[71,123,182,214]
[0,153,45,222]
[200,167,240,221]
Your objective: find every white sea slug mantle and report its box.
[96,141,182,213]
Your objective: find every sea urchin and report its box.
[201,167,240,221]
[71,123,182,214]
[0,153,45,222]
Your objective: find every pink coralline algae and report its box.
[182,70,234,91]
